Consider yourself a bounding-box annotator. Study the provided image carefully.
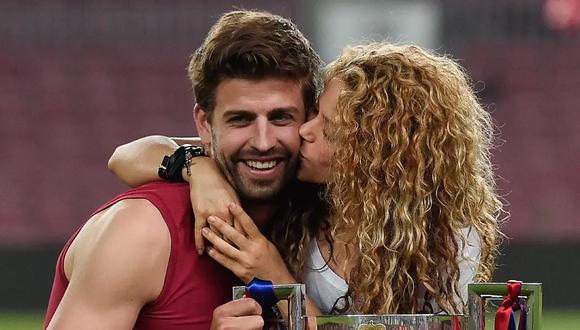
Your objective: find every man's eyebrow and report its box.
[222,110,256,118]
[270,107,300,115]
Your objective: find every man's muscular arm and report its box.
[108,134,240,254]
[108,135,201,187]
[47,199,170,330]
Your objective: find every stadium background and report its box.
[0,0,579,328]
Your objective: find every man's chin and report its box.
[237,185,283,202]
[232,161,298,201]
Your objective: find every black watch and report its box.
[158,144,205,183]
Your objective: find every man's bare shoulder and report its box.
[49,198,171,329]
[69,198,169,256]
[93,198,170,244]
[65,198,171,301]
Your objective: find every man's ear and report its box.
[193,104,211,150]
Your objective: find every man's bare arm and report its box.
[47,199,170,330]
[108,135,201,187]
[108,134,240,254]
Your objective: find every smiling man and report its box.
[44,10,320,330]
[198,77,302,204]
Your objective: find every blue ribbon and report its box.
[508,310,516,330]
[508,302,528,330]
[245,278,279,309]
[519,303,528,330]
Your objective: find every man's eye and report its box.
[228,116,250,124]
[271,113,293,123]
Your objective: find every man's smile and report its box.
[244,159,279,170]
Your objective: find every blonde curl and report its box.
[325,43,504,314]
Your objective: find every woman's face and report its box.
[297,78,342,183]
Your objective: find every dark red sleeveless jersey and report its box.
[44,181,238,329]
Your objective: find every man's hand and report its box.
[186,157,241,255]
[210,298,264,330]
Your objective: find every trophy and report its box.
[233,281,542,330]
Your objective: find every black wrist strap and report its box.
[158,144,205,183]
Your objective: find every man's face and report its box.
[195,78,305,202]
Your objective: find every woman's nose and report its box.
[299,119,315,142]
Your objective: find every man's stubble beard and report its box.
[210,130,298,202]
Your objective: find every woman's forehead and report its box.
[319,78,343,116]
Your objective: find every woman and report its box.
[109,43,503,315]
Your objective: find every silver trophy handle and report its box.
[233,283,306,330]
[468,281,543,330]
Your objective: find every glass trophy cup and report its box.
[233,282,542,329]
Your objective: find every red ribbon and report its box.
[452,315,461,330]
[495,281,525,330]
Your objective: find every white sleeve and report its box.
[455,227,481,307]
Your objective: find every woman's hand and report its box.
[187,157,240,255]
[202,203,295,285]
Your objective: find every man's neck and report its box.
[241,201,279,231]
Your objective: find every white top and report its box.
[302,227,481,314]
[303,238,349,314]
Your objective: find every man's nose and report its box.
[250,119,276,152]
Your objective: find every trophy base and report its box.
[313,314,465,330]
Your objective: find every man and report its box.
[44,10,321,329]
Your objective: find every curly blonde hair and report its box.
[324,43,504,314]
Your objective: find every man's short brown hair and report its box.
[188,10,321,120]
